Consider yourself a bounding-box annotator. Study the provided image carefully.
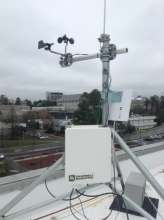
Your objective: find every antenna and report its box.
[103,0,107,34]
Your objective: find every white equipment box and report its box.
[65,125,111,186]
[109,90,132,122]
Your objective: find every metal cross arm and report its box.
[49,49,65,56]
[59,53,100,67]
[116,48,128,55]
[59,46,128,68]
[73,53,100,63]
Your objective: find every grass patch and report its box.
[0,138,54,149]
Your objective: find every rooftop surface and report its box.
[0,142,164,220]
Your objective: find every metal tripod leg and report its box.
[0,156,64,218]
[112,146,125,190]
[112,128,164,202]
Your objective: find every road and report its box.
[124,124,164,141]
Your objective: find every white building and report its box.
[57,94,81,111]
[129,115,157,130]
[32,106,65,112]
[46,92,63,103]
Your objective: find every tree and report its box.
[73,89,102,125]
[160,96,164,109]
[33,100,56,107]
[156,109,164,125]
[15,97,21,105]
[4,107,18,139]
[150,95,160,114]
[0,95,9,105]
[144,98,150,113]
[24,99,32,107]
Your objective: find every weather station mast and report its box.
[38,0,128,126]
[1,2,164,220]
[37,0,164,211]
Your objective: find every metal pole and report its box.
[100,34,111,126]
[0,156,64,218]
[122,194,156,220]
[109,183,156,220]
[112,128,164,201]
[112,147,125,190]
[112,122,125,190]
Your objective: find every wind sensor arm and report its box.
[38,36,128,68]
[38,40,64,56]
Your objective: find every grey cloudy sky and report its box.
[0,0,164,100]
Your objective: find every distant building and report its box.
[129,115,157,130]
[46,92,63,103]
[0,105,30,118]
[32,106,65,112]
[45,92,82,112]
[32,106,73,119]
[57,94,81,111]
[0,122,11,135]
[53,119,72,133]
[131,96,146,110]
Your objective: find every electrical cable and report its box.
[75,189,119,199]
[63,190,86,201]
[77,194,90,220]
[75,189,117,220]
[44,178,56,199]
[69,189,81,220]
[102,209,113,220]
[68,188,90,220]
[108,181,130,220]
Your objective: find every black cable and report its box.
[75,189,119,199]
[44,178,56,199]
[102,208,113,220]
[76,189,117,220]
[69,189,90,220]
[108,184,129,220]
[77,194,89,220]
[63,190,85,201]
[69,189,81,220]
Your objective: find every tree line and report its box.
[131,95,164,125]
[74,92,164,126]
[2,92,164,126]
[0,95,55,107]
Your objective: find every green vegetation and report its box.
[33,100,56,107]
[0,138,53,149]
[132,95,164,125]
[0,161,9,177]
[73,89,102,125]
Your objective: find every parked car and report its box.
[0,154,5,160]
[39,135,49,139]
